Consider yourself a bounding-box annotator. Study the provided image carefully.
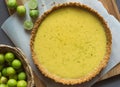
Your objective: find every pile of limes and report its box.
[28,0,39,18]
[7,0,39,30]
[7,0,26,16]
[24,0,39,30]
[0,52,27,87]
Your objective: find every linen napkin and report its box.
[1,0,120,87]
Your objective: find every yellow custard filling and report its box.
[34,7,107,79]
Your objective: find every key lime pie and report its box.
[30,3,112,85]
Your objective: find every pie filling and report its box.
[34,7,107,79]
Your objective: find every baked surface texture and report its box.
[30,3,112,85]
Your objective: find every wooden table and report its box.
[5,0,120,86]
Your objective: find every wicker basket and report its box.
[0,44,35,87]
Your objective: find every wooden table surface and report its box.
[5,0,120,87]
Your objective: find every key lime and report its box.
[0,84,7,87]
[6,67,16,76]
[12,59,22,69]
[17,5,26,16]
[7,0,17,9]
[17,80,27,87]
[18,72,26,80]
[23,20,33,30]
[28,0,38,9]
[0,76,8,84]
[5,52,15,62]
[0,54,5,64]
[29,9,39,18]
[7,79,17,87]
[2,68,7,76]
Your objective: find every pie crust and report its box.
[30,2,112,85]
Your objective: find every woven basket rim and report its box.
[0,44,35,87]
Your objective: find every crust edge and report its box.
[30,2,112,85]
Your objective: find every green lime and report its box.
[28,0,38,9]
[7,79,17,87]
[9,74,18,80]
[30,9,39,18]
[23,20,33,30]
[5,52,15,62]
[0,84,7,87]
[0,65,4,71]
[17,5,26,16]
[0,54,5,64]
[18,72,26,80]
[17,80,27,87]
[12,59,22,69]
[2,68,7,76]
[7,0,17,9]
[0,76,8,84]
[6,67,16,76]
